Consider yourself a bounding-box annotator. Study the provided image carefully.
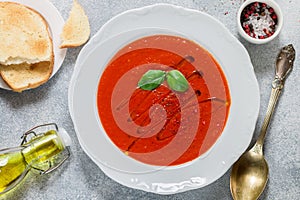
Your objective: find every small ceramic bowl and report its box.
[237,0,283,44]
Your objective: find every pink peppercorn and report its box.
[240,2,278,40]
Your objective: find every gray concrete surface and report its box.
[0,0,299,199]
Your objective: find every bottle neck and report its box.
[21,130,65,171]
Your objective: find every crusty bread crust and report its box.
[60,0,90,48]
[0,2,54,92]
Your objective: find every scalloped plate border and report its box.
[69,3,260,195]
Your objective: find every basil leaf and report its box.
[166,70,189,92]
[138,70,166,90]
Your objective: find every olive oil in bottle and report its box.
[0,123,71,194]
[0,147,28,193]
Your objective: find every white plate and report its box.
[0,0,67,90]
[69,4,260,195]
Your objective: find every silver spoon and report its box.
[230,44,296,200]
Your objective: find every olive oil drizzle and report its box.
[111,55,228,152]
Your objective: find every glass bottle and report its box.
[0,123,71,194]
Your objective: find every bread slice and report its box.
[60,0,90,48]
[0,61,54,92]
[0,2,54,92]
[0,2,53,65]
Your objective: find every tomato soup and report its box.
[97,35,230,166]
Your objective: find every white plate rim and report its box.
[69,3,260,195]
[0,0,67,90]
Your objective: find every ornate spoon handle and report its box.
[255,44,296,150]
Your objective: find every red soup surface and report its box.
[97,35,231,166]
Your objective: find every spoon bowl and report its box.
[230,144,269,200]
